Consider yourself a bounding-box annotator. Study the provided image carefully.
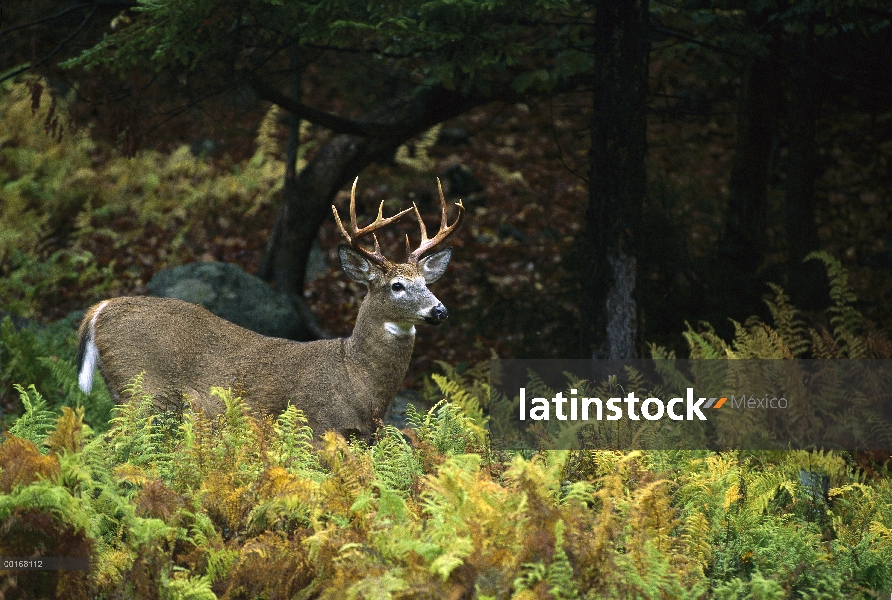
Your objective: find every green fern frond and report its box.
[525,367,554,399]
[763,283,810,357]
[104,373,185,483]
[546,519,581,599]
[371,425,423,497]
[34,355,115,426]
[743,469,796,516]
[161,568,217,600]
[272,405,320,477]
[9,383,57,448]
[208,387,264,484]
[408,399,480,455]
[806,251,865,358]
[683,321,729,359]
[431,373,488,429]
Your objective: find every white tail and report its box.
[76,178,464,440]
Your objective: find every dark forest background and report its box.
[3,0,892,376]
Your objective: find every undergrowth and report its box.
[0,78,284,318]
[0,314,114,430]
[1,377,891,598]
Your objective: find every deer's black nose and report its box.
[424,304,448,324]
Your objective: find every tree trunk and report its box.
[257,59,303,287]
[722,58,780,273]
[784,26,825,308]
[579,0,649,359]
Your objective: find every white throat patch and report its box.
[384,322,416,336]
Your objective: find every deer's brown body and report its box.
[76,179,463,440]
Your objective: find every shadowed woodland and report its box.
[2,1,892,598]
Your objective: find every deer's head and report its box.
[332,178,464,330]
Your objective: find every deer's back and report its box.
[89,296,369,431]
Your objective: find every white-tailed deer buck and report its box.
[76,178,464,440]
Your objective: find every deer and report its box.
[76,178,464,441]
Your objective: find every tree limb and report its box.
[247,74,417,138]
[249,66,591,139]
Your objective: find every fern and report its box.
[524,366,554,400]
[546,520,581,599]
[160,569,217,600]
[36,355,114,427]
[806,251,866,358]
[394,124,442,171]
[271,405,321,477]
[212,387,264,482]
[8,384,57,448]
[683,321,730,359]
[371,425,423,497]
[0,312,114,431]
[713,570,785,600]
[431,373,488,429]
[763,283,810,357]
[407,399,479,455]
[105,374,175,479]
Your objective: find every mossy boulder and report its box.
[148,261,310,340]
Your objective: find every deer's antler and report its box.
[332,177,413,269]
[406,178,465,263]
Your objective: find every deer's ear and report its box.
[418,247,452,283]
[339,245,383,283]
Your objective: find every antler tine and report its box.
[331,177,412,269]
[407,178,465,263]
[411,202,429,244]
[437,178,449,230]
[349,176,359,237]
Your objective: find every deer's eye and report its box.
[391,282,404,292]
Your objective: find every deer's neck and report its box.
[344,299,415,406]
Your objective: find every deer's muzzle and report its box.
[424,304,448,325]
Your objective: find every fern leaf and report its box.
[9,384,57,448]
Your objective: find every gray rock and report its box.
[148,261,309,340]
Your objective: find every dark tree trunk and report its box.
[784,26,825,308]
[256,87,486,301]
[579,0,649,359]
[722,58,780,273]
[257,60,303,288]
